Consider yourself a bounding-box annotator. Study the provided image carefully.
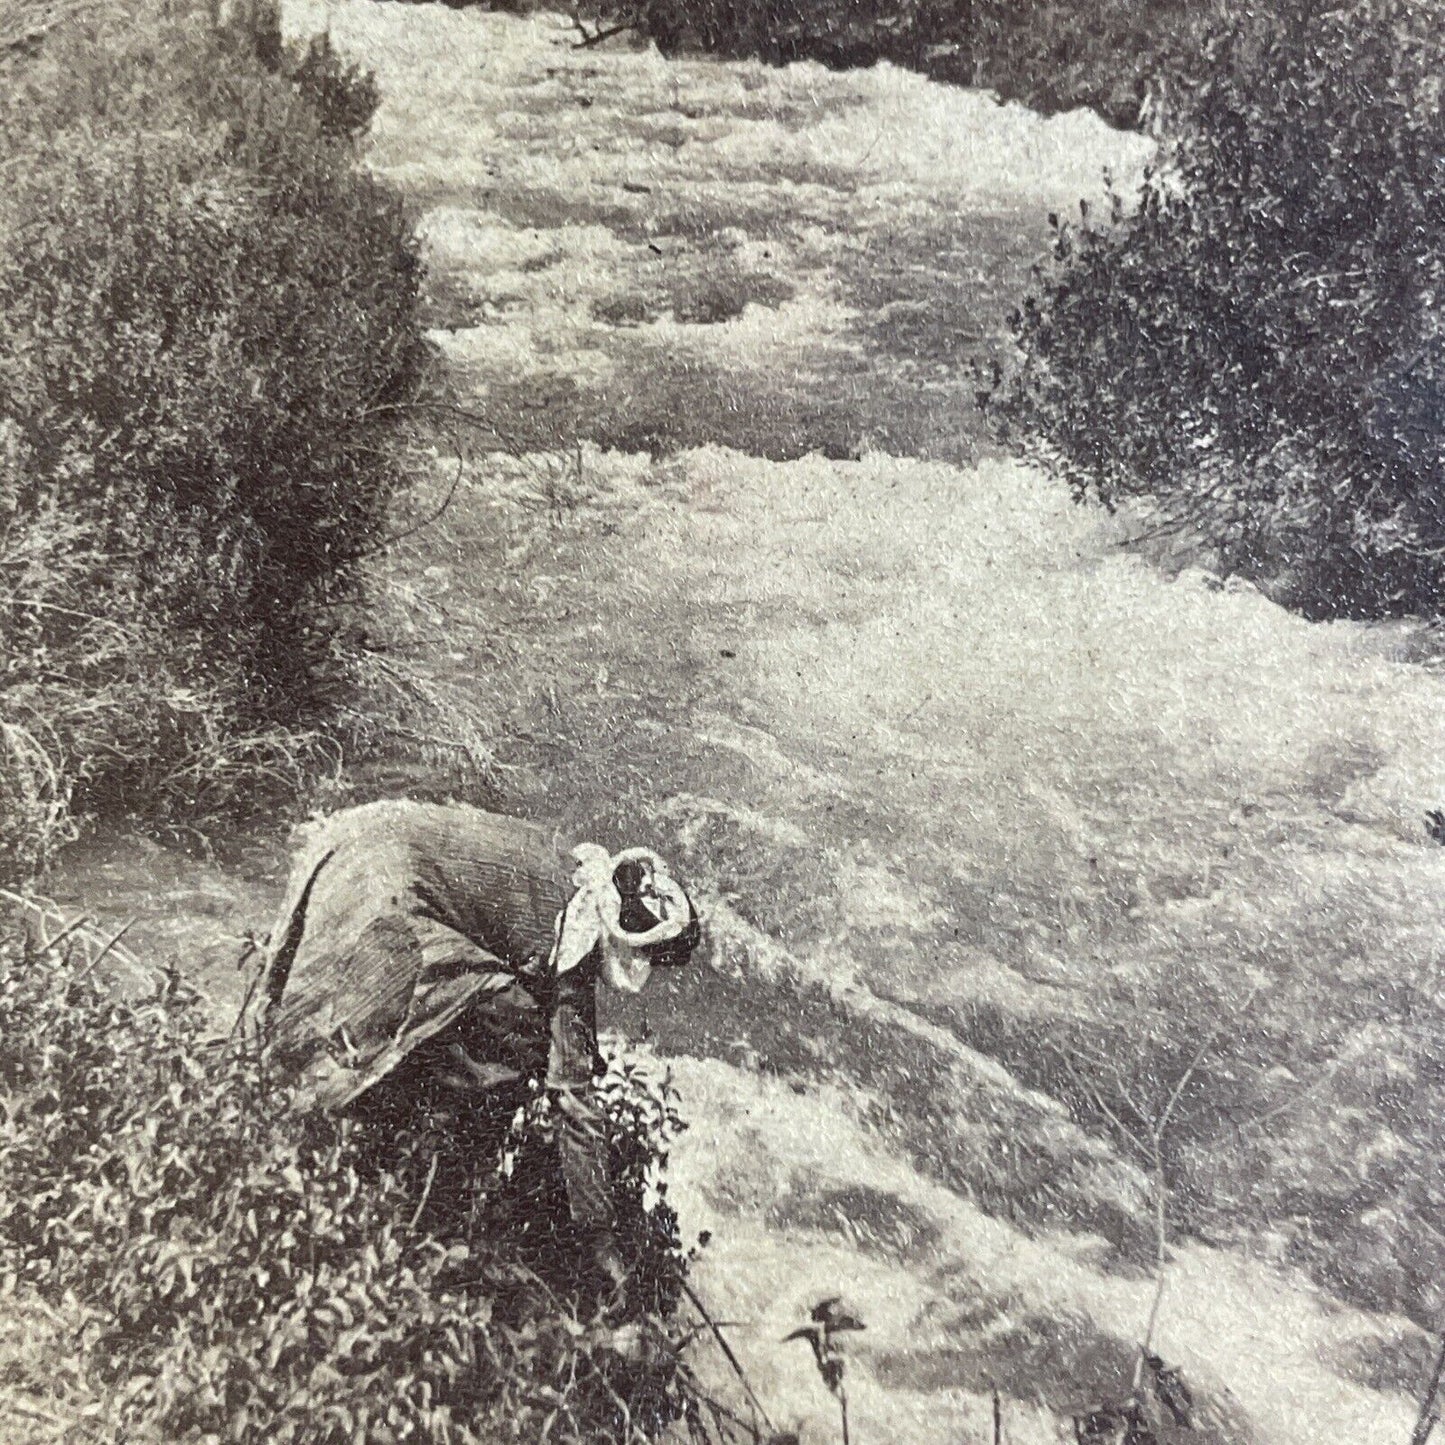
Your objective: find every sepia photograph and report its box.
[1,0,1443,1440]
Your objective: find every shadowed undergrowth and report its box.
[0,909,713,1445]
[0,0,429,884]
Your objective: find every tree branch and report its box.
[574,19,635,47]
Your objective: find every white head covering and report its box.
[550,844,692,993]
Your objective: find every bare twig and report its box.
[229,940,268,1041]
[1059,983,1263,1413]
[1156,984,1261,1140]
[1,892,146,978]
[680,1280,774,1433]
[573,19,635,47]
[1236,1044,1352,1130]
[675,1320,749,1349]
[369,444,468,556]
[1052,1046,1149,1156]
[700,1393,762,1445]
[1133,1135,1168,1391]
[1410,1331,1445,1445]
[74,919,135,980]
[0,592,131,627]
[28,912,89,958]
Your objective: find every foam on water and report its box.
[666,1055,1418,1445]
[387,441,1445,1442]
[288,1,1149,211]
[64,6,1430,1439]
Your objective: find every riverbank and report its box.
[48,5,1445,1441]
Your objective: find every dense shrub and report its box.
[573,0,1207,128]
[289,31,385,140]
[992,0,1445,620]
[0,0,426,880]
[0,918,709,1444]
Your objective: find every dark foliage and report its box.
[993,0,1445,620]
[287,31,385,140]
[0,919,708,1444]
[572,0,1214,129]
[0,0,425,879]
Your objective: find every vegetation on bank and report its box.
[0,12,719,1438]
[559,0,1445,625]
[993,0,1445,623]
[4,0,1444,1431]
[0,913,713,1444]
[0,0,427,886]
[567,0,1214,129]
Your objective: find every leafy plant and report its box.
[993,0,1445,621]
[782,1297,865,1445]
[286,31,383,141]
[0,911,719,1445]
[0,0,427,881]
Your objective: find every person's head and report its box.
[611,856,700,969]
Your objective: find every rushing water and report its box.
[52,7,1445,1440]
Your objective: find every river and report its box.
[52,5,1444,1441]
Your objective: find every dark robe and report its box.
[256,800,614,1229]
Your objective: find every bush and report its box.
[573,0,1206,128]
[992,0,1445,620]
[0,917,711,1445]
[288,32,384,141]
[0,460,331,886]
[0,0,426,879]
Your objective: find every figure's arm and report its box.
[544,961,616,1232]
[546,961,602,1091]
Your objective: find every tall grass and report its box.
[0,0,428,883]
